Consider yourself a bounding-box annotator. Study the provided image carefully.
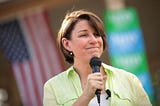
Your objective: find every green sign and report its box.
[104,7,155,104]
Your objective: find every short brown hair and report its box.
[57,10,107,64]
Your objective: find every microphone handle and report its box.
[92,65,101,96]
[95,89,101,104]
[92,66,100,73]
[92,66,101,104]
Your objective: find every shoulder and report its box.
[44,66,74,89]
[102,63,136,78]
[102,63,141,87]
[102,63,145,99]
[44,70,68,87]
[44,67,78,105]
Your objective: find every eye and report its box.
[94,33,101,37]
[79,34,89,37]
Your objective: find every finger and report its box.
[103,75,107,80]
[93,72,102,76]
[89,80,103,90]
[89,73,103,81]
[94,81,104,90]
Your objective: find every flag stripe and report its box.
[32,11,61,78]
[19,18,43,106]
[43,11,65,76]
[21,62,37,106]
[24,13,48,104]
[20,17,44,105]
[34,13,55,79]
[12,65,28,105]
[24,15,46,84]
[27,12,50,81]
[29,61,42,106]
[19,17,44,106]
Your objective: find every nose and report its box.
[89,34,98,43]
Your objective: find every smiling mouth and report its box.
[87,47,99,49]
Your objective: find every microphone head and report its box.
[89,57,102,68]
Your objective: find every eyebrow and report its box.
[78,30,88,33]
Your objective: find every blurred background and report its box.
[0,0,160,106]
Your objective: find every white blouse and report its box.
[88,92,110,106]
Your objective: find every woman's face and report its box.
[63,20,104,63]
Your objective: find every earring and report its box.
[69,52,73,56]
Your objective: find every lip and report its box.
[86,47,99,49]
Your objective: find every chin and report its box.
[90,54,100,58]
[86,51,102,58]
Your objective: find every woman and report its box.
[43,10,152,106]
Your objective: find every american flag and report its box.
[0,9,64,106]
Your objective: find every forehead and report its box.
[73,20,95,32]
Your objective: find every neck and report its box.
[73,62,106,91]
[73,62,91,80]
[73,61,105,79]
[73,63,91,90]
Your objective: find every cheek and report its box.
[72,41,86,54]
[77,42,86,50]
[71,41,84,51]
[98,38,104,48]
[98,39,104,55]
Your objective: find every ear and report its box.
[61,38,72,51]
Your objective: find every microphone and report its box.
[106,89,111,100]
[89,57,102,105]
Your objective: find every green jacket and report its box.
[43,63,152,106]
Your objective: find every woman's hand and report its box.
[82,73,107,100]
[73,73,107,106]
